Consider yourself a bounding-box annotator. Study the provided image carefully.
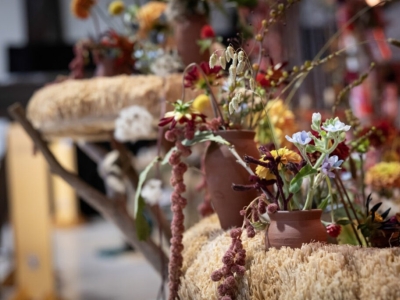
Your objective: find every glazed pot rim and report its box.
[268,209,323,221]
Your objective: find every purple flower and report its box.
[285,131,312,145]
[321,155,343,178]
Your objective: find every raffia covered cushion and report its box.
[27,74,198,141]
[180,214,400,300]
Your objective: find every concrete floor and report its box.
[1,219,167,300]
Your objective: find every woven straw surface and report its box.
[27,74,197,141]
[180,214,400,300]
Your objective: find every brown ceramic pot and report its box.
[266,209,327,249]
[173,14,210,66]
[204,130,259,230]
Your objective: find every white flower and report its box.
[98,150,121,178]
[322,119,351,132]
[114,105,154,142]
[285,131,312,145]
[141,179,163,205]
[150,51,183,77]
[312,112,321,126]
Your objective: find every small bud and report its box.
[252,63,259,71]
[255,34,263,42]
[278,3,284,11]
[227,46,235,59]
[219,55,226,69]
[262,20,267,28]
[209,53,217,69]
[270,10,276,17]
[282,71,289,78]
[292,66,299,73]
[237,61,246,74]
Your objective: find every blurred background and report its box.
[1,0,400,299]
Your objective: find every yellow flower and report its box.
[365,162,400,190]
[271,147,302,166]
[108,1,125,16]
[71,0,96,19]
[255,99,297,148]
[255,147,302,180]
[136,1,167,36]
[192,94,212,116]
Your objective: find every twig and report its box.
[334,177,363,246]
[8,103,169,277]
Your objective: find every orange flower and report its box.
[71,0,96,19]
[136,1,167,36]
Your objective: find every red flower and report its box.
[184,62,221,89]
[326,223,341,238]
[255,60,288,88]
[200,25,216,39]
[158,100,206,130]
[358,120,396,148]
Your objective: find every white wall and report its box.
[0,0,27,82]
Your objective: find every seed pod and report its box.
[225,50,231,63]
[227,46,235,59]
[249,78,255,91]
[232,53,238,67]
[219,55,226,69]
[228,101,235,115]
[237,61,246,74]
[209,53,217,69]
[229,65,237,84]
[238,51,245,62]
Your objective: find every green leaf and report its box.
[336,218,352,226]
[181,131,231,147]
[136,196,151,240]
[318,195,330,210]
[250,221,267,230]
[289,164,317,194]
[305,144,318,153]
[133,156,161,217]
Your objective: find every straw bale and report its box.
[180,214,400,300]
[27,74,198,141]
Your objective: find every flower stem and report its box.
[325,177,334,223]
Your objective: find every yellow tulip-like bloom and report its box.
[71,0,96,19]
[365,162,400,190]
[255,147,302,180]
[255,99,297,148]
[136,1,167,36]
[108,1,125,15]
[192,94,212,116]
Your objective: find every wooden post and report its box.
[6,123,58,300]
[50,140,82,227]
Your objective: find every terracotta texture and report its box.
[266,209,327,249]
[204,130,259,230]
[173,14,210,66]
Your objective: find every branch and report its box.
[8,103,169,277]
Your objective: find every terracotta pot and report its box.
[370,229,400,248]
[204,130,259,230]
[266,209,327,249]
[173,14,210,66]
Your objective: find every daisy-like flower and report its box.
[255,147,302,180]
[108,1,125,16]
[255,61,288,88]
[320,155,343,178]
[286,131,312,146]
[158,100,206,129]
[184,62,222,89]
[322,117,351,132]
[365,161,400,190]
[71,0,96,19]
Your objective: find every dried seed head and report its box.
[225,50,231,63]
[227,46,235,59]
[238,51,245,62]
[219,55,227,69]
[249,78,255,91]
[232,53,238,67]
[209,53,218,69]
[237,61,246,74]
[229,65,237,84]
